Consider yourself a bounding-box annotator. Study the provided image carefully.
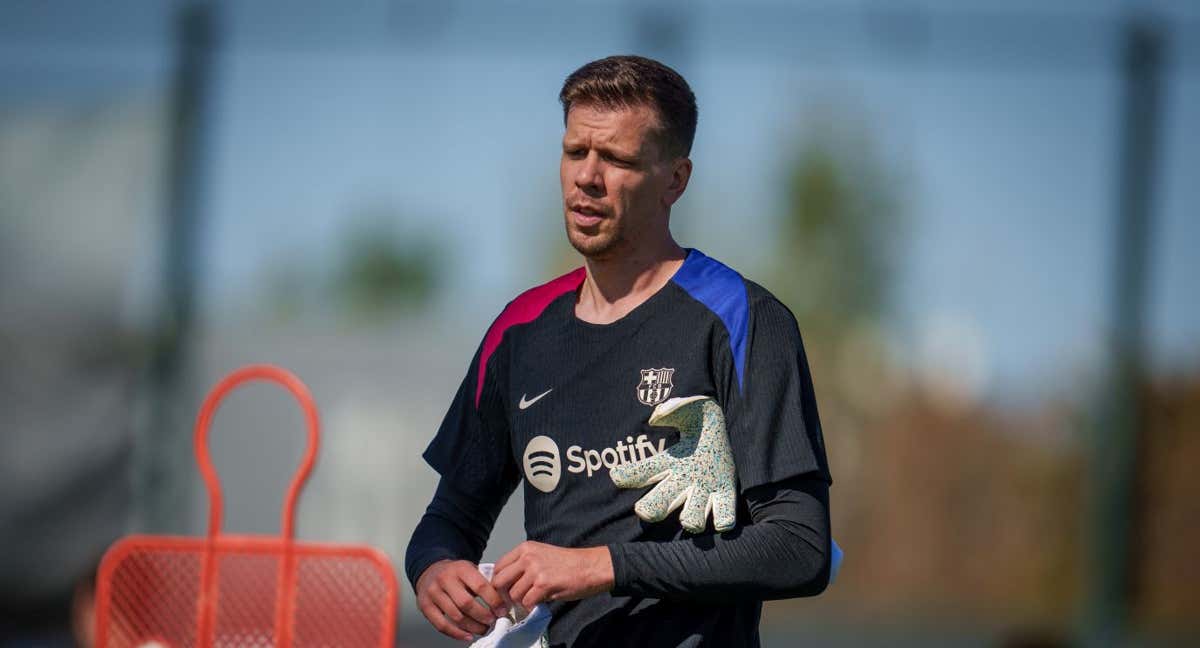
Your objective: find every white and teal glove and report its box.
[610,395,738,534]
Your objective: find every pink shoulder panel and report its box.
[475,267,586,407]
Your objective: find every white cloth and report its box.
[469,563,551,648]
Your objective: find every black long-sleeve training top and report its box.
[405,249,833,647]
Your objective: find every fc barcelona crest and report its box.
[637,368,675,406]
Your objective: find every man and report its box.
[405,55,833,647]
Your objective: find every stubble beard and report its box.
[565,214,628,261]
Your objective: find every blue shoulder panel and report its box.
[672,249,749,390]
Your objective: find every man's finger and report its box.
[521,584,548,611]
[506,571,535,610]
[431,588,489,636]
[462,568,509,616]
[490,559,523,593]
[493,543,524,576]
[419,597,473,642]
[446,579,500,629]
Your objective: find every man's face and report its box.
[560,102,682,260]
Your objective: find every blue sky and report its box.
[2,0,1197,403]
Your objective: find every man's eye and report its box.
[565,149,584,158]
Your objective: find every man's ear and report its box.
[663,157,693,208]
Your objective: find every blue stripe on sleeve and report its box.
[671,249,749,390]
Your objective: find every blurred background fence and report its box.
[1,1,1197,646]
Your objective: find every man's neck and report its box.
[576,236,686,325]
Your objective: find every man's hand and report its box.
[491,541,614,611]
[415,559,508,642]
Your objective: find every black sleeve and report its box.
[722,291,830,492]
[421,341,521,500]
[404,476,516,590]
[607,474,831,601]
[406,339,521,588]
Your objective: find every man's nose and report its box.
[575,151,603,192]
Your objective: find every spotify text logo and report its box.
[521,434,668,492]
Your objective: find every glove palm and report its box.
[610,395,738,533]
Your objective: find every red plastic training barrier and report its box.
[95,364,398,648]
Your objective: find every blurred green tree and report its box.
[333,208,439,319]
[766,104,911,440]
[771,108,904,344]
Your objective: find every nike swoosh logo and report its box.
[518,389,553,410]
